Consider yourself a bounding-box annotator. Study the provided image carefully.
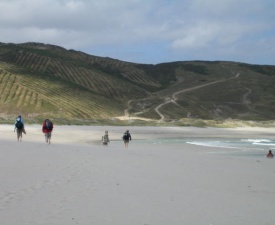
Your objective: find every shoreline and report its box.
[0,125,274,225]
[1,124,275,143]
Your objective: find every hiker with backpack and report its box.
[42,119,54,144]
[122,130,131,148]
[14,115,25,142]
[102,130,110,146]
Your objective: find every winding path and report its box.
[124,100,132,117]
[239,84,252,109]
[155,73,240,121]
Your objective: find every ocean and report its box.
[134,137,275,157]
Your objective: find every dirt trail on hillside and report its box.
[238,83,252,109]
[117,100,153,121]
[124,100,132,117]
[155,73,240,121]
[118,73,240,122]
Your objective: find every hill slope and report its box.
[0,42,275,125]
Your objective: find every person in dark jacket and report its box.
[14,115,25,142]
[122,130,131,148]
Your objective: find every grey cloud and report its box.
[0,0,274,64]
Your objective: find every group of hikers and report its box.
[14,115,132,147]
[12,115,275,154]
[102,129,132,148]
[14,115,54,144]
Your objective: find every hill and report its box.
[0,42,275,126]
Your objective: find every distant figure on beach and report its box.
[42,119,53,144]
[14,115,26,142]
[102,131,110,146]
[266,150,274,158]
[122,130,131,148]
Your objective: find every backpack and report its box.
[123,133,129,140]
[15,119,23,129]
[45,120,52,130]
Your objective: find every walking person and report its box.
[14,115,25,142]
[102,130,110,146]
[42,119,53,144]
[122,130,131,148]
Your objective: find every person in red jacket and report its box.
[42,119,53,144]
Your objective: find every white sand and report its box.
[0,125,274,225]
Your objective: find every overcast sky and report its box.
[0,0,274,65]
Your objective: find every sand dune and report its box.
[0,125,274,225]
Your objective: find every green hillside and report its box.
[1,42,275,125]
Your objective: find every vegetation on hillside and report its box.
[1,42,275,125]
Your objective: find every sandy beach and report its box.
[0,125,274,225]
